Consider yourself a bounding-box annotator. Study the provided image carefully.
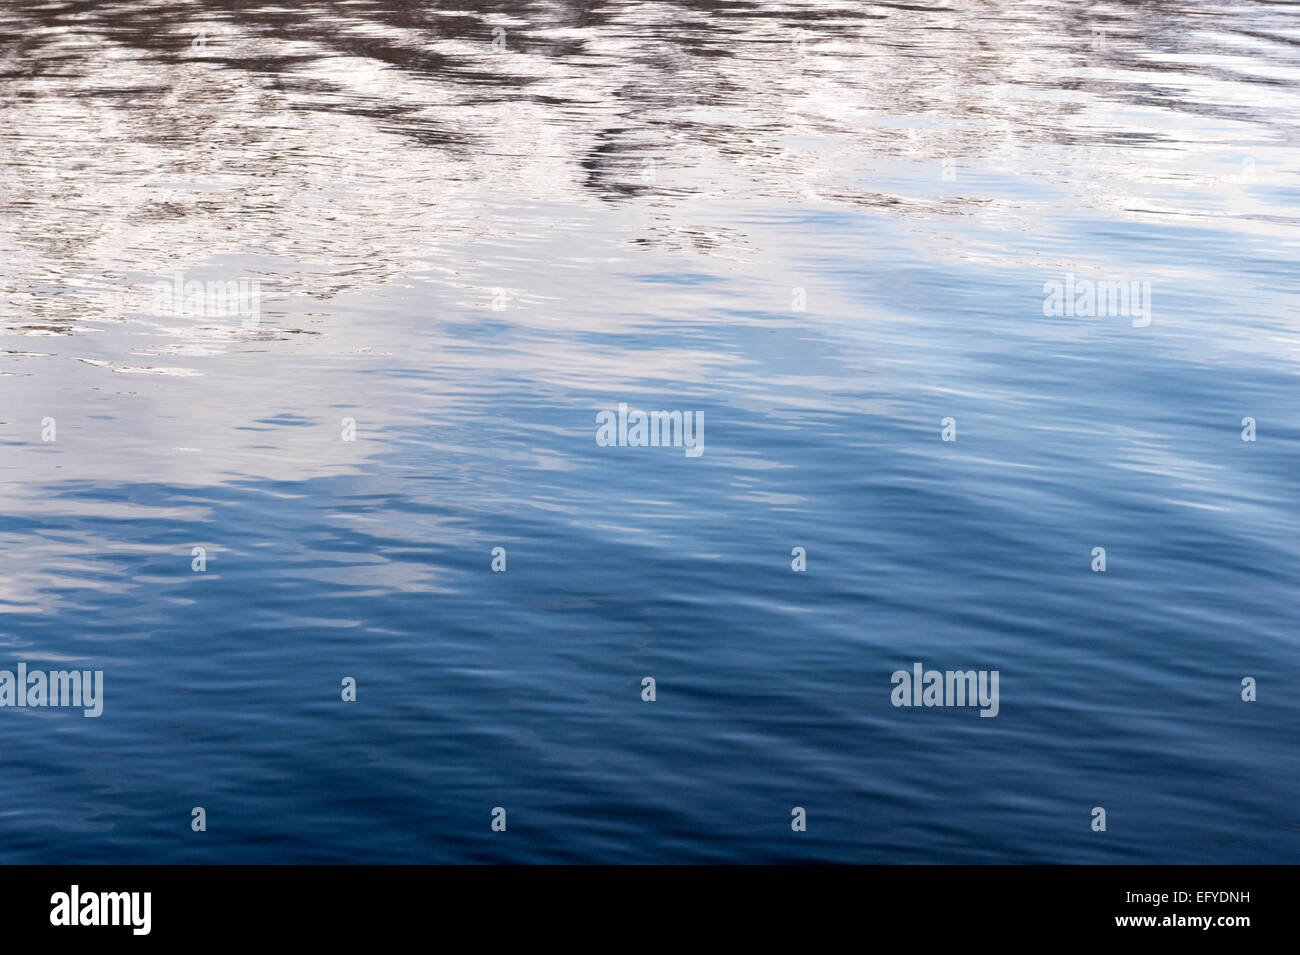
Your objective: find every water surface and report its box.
[1,0,1298,863]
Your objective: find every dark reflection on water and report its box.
[0,1,1298,862]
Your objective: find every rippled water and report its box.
[1,0,1298,863]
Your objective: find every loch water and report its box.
[0,0,1297,863]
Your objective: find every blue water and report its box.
[1,0,1298,863]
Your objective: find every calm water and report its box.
[1,0,1298,864]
